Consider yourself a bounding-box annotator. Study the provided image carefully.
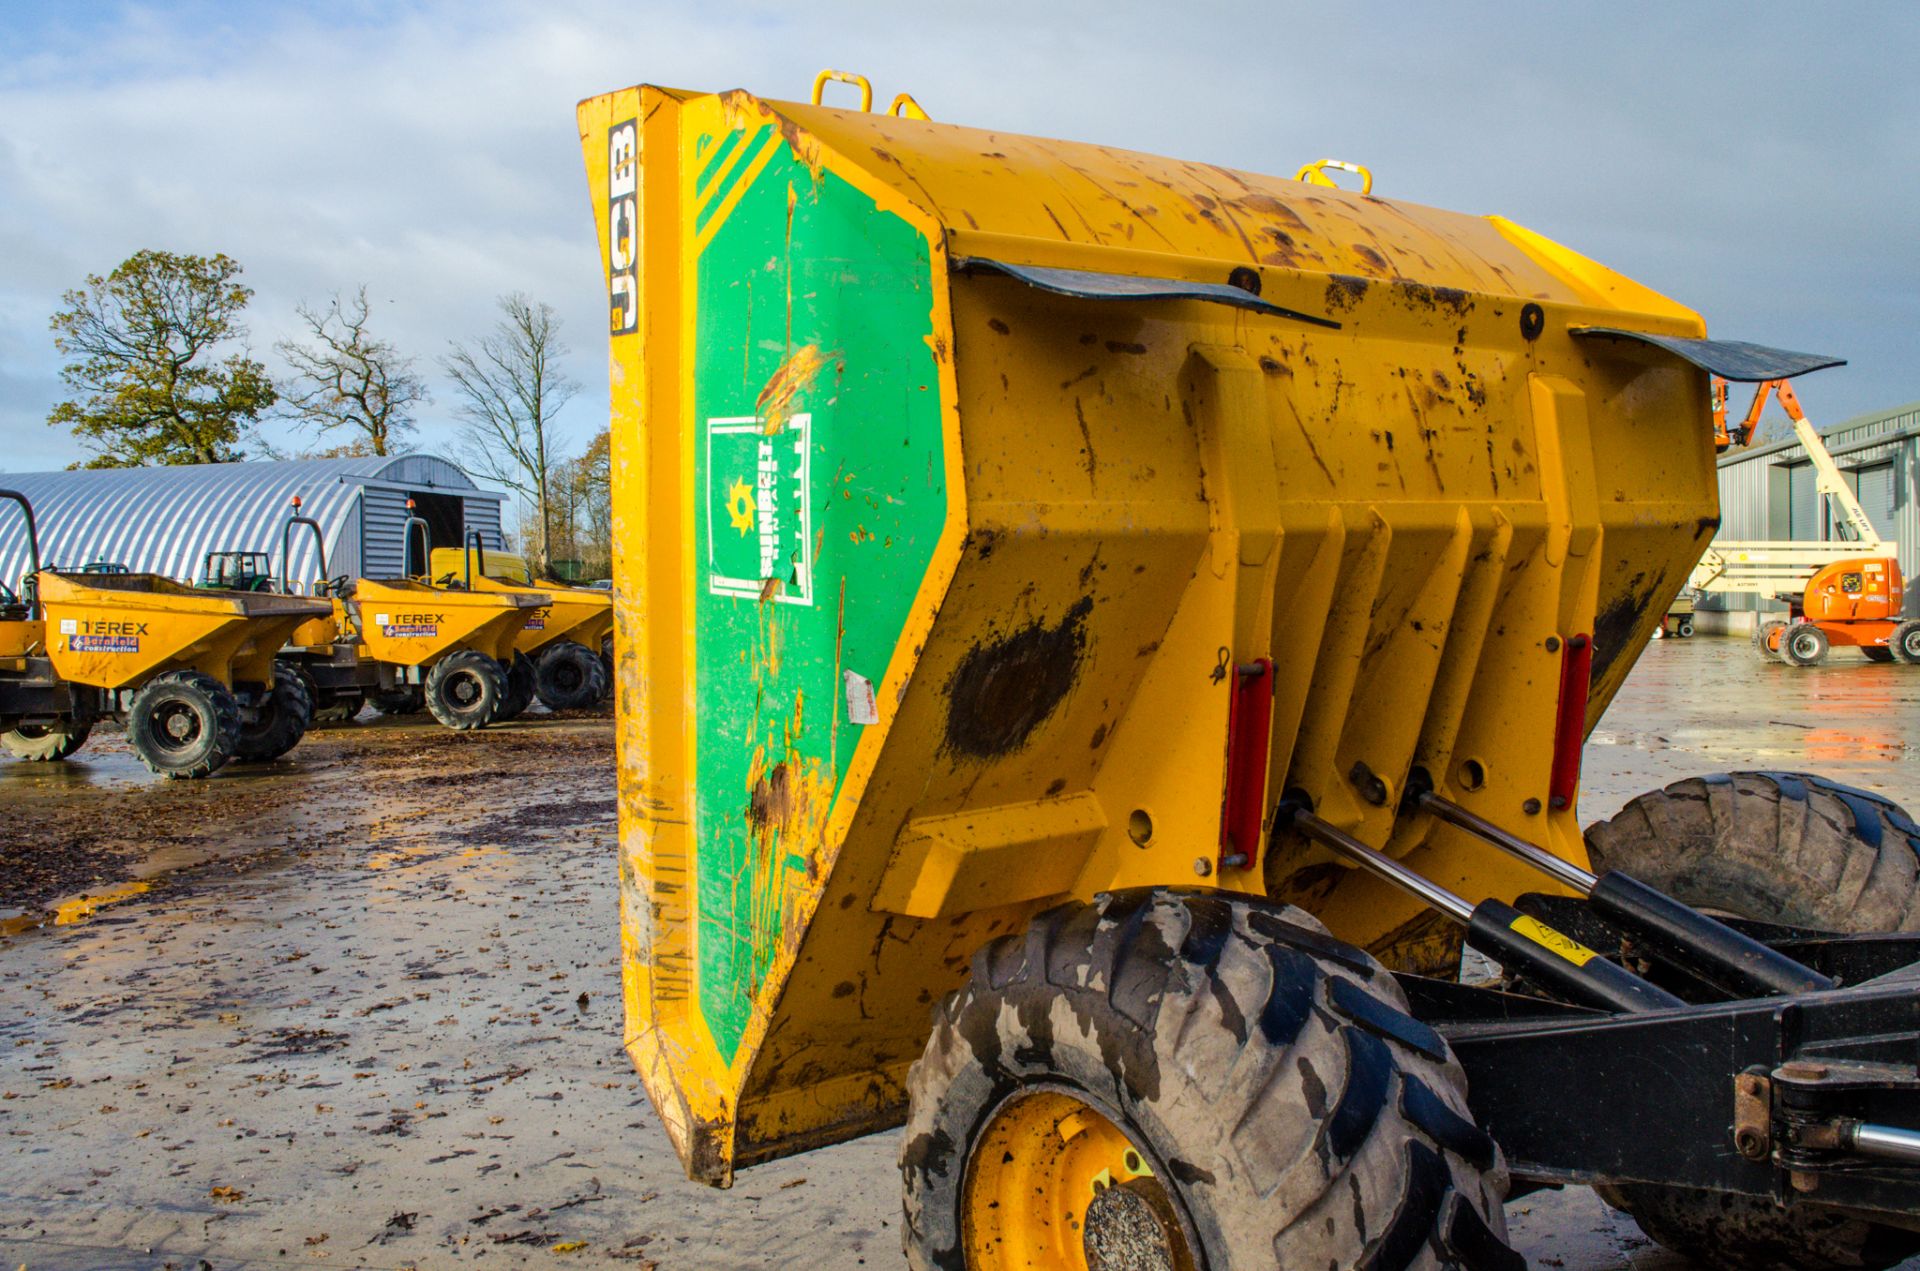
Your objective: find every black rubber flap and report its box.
[1571,327,1845,381]
[956,257,1340,328]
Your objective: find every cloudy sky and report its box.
[3,1,1917,481]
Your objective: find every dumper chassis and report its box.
[580,73,1920,1270]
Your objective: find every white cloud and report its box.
[3,0,1918,479]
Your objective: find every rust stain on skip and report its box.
[757,344,832,434]
[742,690,837,968]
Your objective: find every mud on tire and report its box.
[534,640,608,712]
[369,685,425,717]
[1587,772,1920,1271]
[498,653,537,721]
[232,662,314,763]
[127,669,240,779]
[3,716,93,762]
[900,888,1516,1271]
[1892,619,1920,665]
[1586,772,1920,932]
[425,650,508,730]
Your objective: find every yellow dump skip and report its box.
[580,80,1718,1183]
[38,571,328,688]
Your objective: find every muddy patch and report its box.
[944,597,1093,759]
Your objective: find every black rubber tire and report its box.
[2,717,93,762]
[1586,773,1920,1270]
[534,640,608,712]
[900,888,1516,1271]
[369,686,426,717]
[312,691,363,725]
[497,653,537,721]
[1586,772,1920,932]
[127,670,240,779]
[1677,620,1694,638]
[1780,623,1828,666]
[1892,619,1920,665]
[287,663,360,725]
[425,651,507,730]
[1863,646,1896,664]
[1754,618,1788,658]
[232,665,313,763]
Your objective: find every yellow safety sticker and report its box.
[1509,915,1599,967]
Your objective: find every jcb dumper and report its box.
[582,74,1920,1271]
[429,540,614,714]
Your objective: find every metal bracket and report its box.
[1733,1069,1772,1161]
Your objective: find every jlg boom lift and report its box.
[1693,376,1915,664]
[1712,377,1916,665]
[583,72,1920,1271]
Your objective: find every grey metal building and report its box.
[1709,400,1920,619]
[0,454,507,590]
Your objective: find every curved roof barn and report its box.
[0,454,506,591]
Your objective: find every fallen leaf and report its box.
[552,1241,588,1253]
[210,1186,245,1203]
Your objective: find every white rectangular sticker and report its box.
[844,670,879,726]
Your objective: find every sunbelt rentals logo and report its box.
[707,413,813,606]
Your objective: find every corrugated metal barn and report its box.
[1710,400,1920,619]
[0,455,507,590]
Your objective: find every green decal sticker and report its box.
[691,134,945,1063]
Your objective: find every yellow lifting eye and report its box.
[1293,158,1374,195]
[810,69,932,121]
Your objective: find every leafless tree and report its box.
[277,287,426,457]
[443,294,578,571]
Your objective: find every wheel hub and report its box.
[158,704,200,747]
[962,1087,1195,1271]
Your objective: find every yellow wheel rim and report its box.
[962,1087,1197,1271]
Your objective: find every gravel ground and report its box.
[0,635,1916,1269]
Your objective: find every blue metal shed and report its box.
[0,455,507,591]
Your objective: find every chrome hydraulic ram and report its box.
[1412,788,1836,999]
[1274,801,1684,1014]
[1847,1123,1920,1167]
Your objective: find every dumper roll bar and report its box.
[462,529,487,588]
[279,497,332,597]
[402,503,431,581]
[0,488,43,620]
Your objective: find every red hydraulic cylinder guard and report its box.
[1220,658,1275,868]
[1549,634,1592,811]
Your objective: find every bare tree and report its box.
[544,430,611,578]
[443,294,578,571]
[277,286,427,457]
